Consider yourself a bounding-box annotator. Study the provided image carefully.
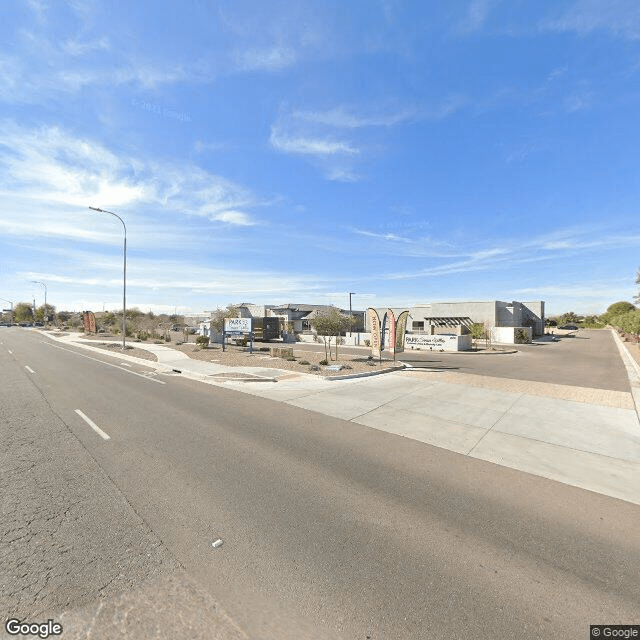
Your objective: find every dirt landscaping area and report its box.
[67,332,402,376]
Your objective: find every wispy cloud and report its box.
[212,211,257,226]
[325,167,361,182]
[0,121,262,233]
[542,0,640,39]
[269,124,358,156]
[62,36,110,56]
[235,46,297,71]
[455,0,498,35]
[293,105,418,129]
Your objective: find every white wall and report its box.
[405,333,472,351]
[491,326,532,344]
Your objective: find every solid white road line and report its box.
[119,362,132,367]
[42,341,165,384]
[25,365,35,374]
[74,409,111,441]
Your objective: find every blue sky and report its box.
[1,0,640,316]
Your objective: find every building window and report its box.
[412,321,424,332]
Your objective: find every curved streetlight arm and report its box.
[89,206,127,349]
[89,206,127,234]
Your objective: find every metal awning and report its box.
[421,316,474,328]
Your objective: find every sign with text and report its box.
[224,317,251,333]
[368,308,381,358]
[406,334,463,351]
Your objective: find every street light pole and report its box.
[349,292,355,337]
[89,206,127,349]
[31,281,47,325]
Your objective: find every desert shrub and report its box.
[137,330,150,341]
[299,360,310,365]
[309,365,320,371]
[196,335,210,347]
[364,339,370,347]
[319,359,328,365]
[514,329,530,344]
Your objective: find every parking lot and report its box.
[398,330,629,392]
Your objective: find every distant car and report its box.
[558,324,578,330]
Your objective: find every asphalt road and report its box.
[2,327,639,639]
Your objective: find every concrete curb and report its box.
[610,328,640,381]
[609,328,640,423]
[324,364,406,381]
[403,348,518,355]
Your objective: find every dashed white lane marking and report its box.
[74,409,111,441]
[8,349,13,354]
[25,365,35,374]
[120,362,132,367]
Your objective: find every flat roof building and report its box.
[410,300,545,337]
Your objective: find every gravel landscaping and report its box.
[166,342,403,376]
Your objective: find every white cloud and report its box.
[293,105,418,129]
[0,121,262,237]
[269,124,358,156]
[212,211,257,226]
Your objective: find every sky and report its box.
[1,0,640,317]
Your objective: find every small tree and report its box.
[209,304,240,334]
[469,323,486,350]
[310,308,351,361]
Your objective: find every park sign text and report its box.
[224,317,251,334]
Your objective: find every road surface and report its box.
[1,327,639,639]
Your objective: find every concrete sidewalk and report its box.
[49,331,640,506]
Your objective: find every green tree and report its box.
[600,301,636,326]
[609,309,640,336]
[14,302,34,323]
[558,311,580,325]
[34,303,56,323]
